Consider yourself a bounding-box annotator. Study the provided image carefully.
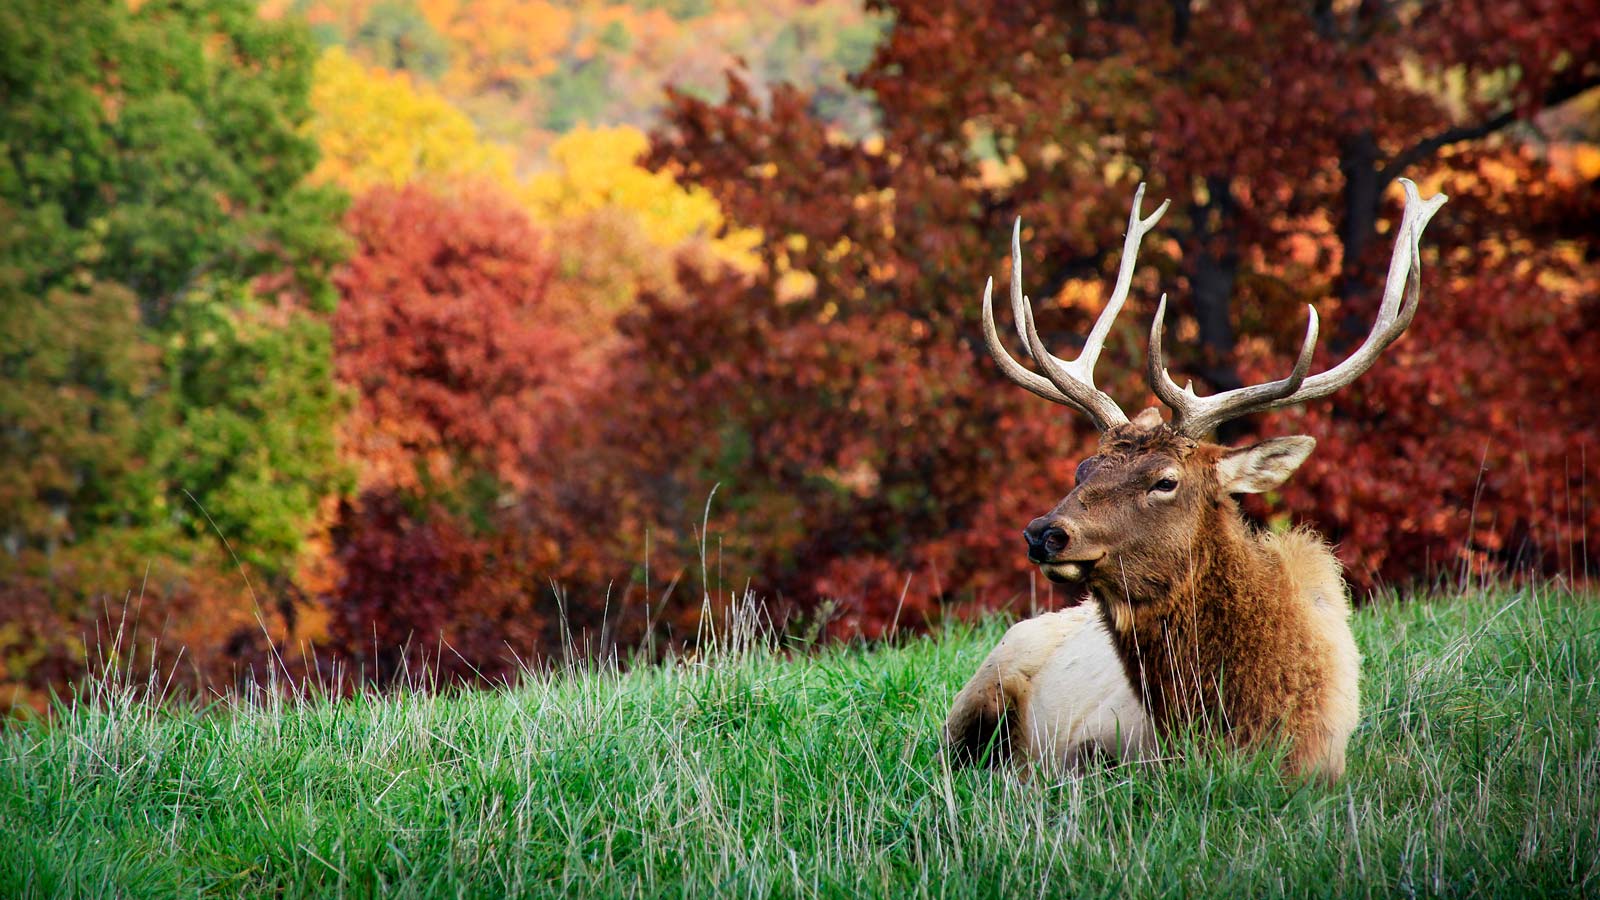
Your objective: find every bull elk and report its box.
[947,179,1447,781]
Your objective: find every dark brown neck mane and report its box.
[1093,502,1299,745]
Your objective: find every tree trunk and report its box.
[1336,129,1382,318]
[1184,174,1249,442]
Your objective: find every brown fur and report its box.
[1038,413,1359,781]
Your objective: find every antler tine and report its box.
[981,275,1079,407]
[983,184,1170,431]
[1153,178,1447,437]
[1150,295,1320,435]
[1019,285,1128,430]
[1082,183,1171,374]
[1267,179,1447,406]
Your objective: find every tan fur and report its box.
[1263,529,1360,778]
[945,602,1152,773]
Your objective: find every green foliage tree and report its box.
[0,0,347,707]
[0,0,345,315]
[539,57,613,132]
[0,205,164,559]
[353,0,451,79]
[157,287,347,577]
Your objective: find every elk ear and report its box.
[1216,436,1316,495]
[1130,407,1165,431]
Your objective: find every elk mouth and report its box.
[1039,557,1101,585]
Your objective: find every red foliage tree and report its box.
[335,183,571,494]
[326,492,545,684]
[326,185,584,680]
[606,0,1600,632]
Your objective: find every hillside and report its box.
[274,0,889,170]
[2,587,1595,898]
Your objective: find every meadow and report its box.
[1,586,1595,899]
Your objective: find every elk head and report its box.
[984,180,1447,595]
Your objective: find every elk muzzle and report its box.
[1024,517,1103,583]
[1023,517,1072,562]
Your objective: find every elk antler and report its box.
[982,183,1171,431]
[1148,178,1448,438]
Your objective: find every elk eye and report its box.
[1151,477,1179,493]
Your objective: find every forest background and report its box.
[2,0,1596,710]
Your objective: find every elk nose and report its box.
[1023,519,1070,563]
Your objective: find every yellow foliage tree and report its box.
[524,125,758,264]
[305,46,516,193]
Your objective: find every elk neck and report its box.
[1091,496,1300,738]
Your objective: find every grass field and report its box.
[2,586,1596,898]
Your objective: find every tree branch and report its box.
[1379,74,1600,184]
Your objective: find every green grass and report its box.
[2,587,1597,898]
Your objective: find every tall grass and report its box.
[1,585,1596,898]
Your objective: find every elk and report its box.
[947,179,1446,781]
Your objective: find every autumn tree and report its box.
[627,0,1600,630]
[306,45,517,193]
[327,185,587,681]
[0,0,346,707]
[526,125,744,254]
